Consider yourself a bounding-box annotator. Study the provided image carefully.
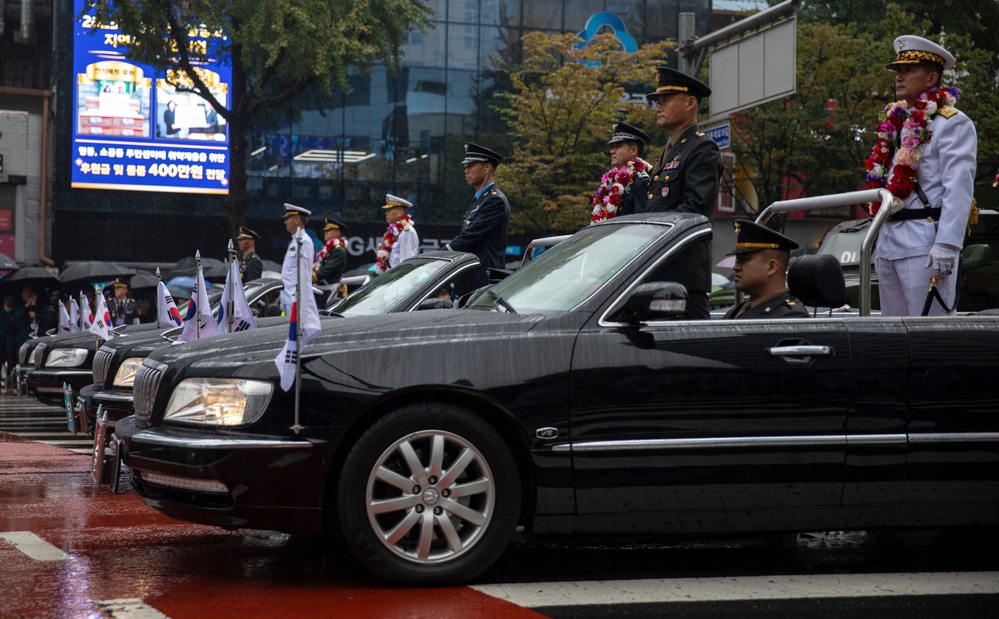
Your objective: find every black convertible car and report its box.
[115,203,999,587]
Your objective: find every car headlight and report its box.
[113,357,145,388]
[45,348,89,368]
[164,378,273,426]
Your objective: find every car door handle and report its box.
[767,345,833,364]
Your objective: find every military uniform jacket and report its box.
[240,251,263,283]
[314,245,347,285]
[280,232,316,308]
[646,124,723,219]
[447,183,510,271]
[389,226,420,268]
[724,290,810,319]
[619,163,651,216]
[876,106,977,260]
[107,297,138,326]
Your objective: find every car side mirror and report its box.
[417,298,454,310]
[625,282,688,322]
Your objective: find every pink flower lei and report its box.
[313,236,346,275]
[591,158,650,223]
[375,214,413,274]
[864,85,959,214]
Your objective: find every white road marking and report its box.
[0,531,70,561]
[473,572,999,607]
[97,598,170,619]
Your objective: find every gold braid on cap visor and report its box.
[893,50,945,65]
[736,242,781,249]
[384,201,405,208]
[656,85,690,93]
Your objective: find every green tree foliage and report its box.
[732,4,999,211]
[498,32,673,233]
[84,0,432,235]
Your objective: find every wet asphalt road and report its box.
[2,394,997,618]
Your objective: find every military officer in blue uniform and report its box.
[874,35,977,316]
[607,121,652,217]
[236,226,263,283]
[445,143,511,294]
[724,220,809,319]
[645,67,723,218]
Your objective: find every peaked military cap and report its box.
[608,122,651,147]
[323,217,348,234]
[727,220,799,255]
[236,226,259,241]
[647,66,712,101]
[113,277,129,288]
[461,142,504,166]
[887,35,955,70]
[382,194,413,210]
[283,203,311,218]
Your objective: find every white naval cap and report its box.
[283,203,312,218]
[382,194,413,209]
[887,35,955,70]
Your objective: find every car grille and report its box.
[92,346,114,390]
[133,360,167,423]
[33,343,47,369]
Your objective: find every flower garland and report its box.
[375,214,413,274]
[591,158,649,223]
[313,237,346,276]
[864,85,960,214]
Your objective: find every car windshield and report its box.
[332,258,454,316]
[817,219,871,266]
[469,222,667,313]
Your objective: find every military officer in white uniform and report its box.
[377,194,419,272]
[280,203,315,314]
[875,35,977,316]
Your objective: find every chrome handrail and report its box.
[756,188,893,317]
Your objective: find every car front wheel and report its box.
[336,402,522,586]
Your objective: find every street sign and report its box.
[704,123,731,149]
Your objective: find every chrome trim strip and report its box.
[551,434,846,453]
[91,391,135,404]
[847,434,906,445]
[132,430,314,450]
[909,432,999,444]
[32,370,92,380]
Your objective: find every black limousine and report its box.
[112,190,999,586]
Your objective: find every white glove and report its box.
[925,243,961,280]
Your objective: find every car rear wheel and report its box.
[336,402,521,586]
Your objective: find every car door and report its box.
[902,316,999,508]
[567,238,851,521]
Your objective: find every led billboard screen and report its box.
[71,0,231,194]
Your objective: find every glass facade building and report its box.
[54,1,713,263]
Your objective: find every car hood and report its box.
[145,309,562,374]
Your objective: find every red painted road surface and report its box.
[0,433,547,619]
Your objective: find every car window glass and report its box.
[332,260,450,316]
[469,223,666,312]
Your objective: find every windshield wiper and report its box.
[486,289,517,314]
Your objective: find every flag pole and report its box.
[155,267,162,329]
[93,283,100,350]
[195,250,202,340]
[292,229,304,434]
[226,239,236,331]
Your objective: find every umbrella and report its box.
[0,253,19,270]
[715,255,736,269]
[0,266,60,288]
[261,259,281,272]
[129,272,162,290]
[166,276,216,291]
[170,256,225,278]
[60,261,136,284]
[203,262,232,282]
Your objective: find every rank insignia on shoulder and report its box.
[695,131,705,137]
[938,105,957,118]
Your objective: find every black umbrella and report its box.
[261,259,282,273]
[60,261,136,285]
[170,256,224,278]
[0,266,60,289]
[0,253,19,270]
[130,272,162,290]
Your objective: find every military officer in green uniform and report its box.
[645,67,723,217]
[724,220,809,319]
[236,226,263,283]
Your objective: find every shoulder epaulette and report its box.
[695,131,706,137]
[938,105,958,119]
